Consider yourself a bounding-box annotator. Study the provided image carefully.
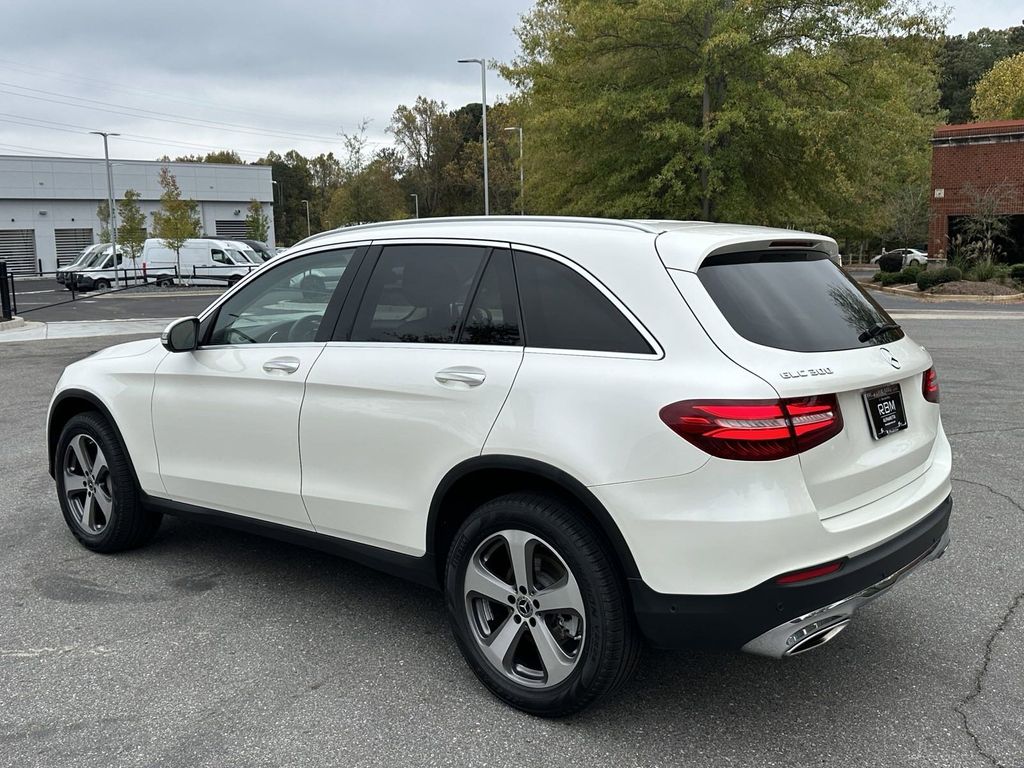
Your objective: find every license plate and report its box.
[863,383,908,440]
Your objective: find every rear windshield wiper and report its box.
[858,322,901,343]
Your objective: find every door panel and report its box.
[153,345,324,527]
[151,246,362,527]
[299,344,523,552]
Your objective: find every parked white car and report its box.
[871,248,929,267]
[47,217,951,715]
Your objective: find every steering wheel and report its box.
[467,306,492,326]
[288,314,322,342]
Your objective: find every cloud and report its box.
[0,0,532,161]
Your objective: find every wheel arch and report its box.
[48,389,137,486]
[427,455,641,586]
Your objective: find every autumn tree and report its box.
[116,189,147,263]
[96,200,111,242]
[971,52,1024,120]
[245,199,270,242]
[939,24,1024,123]
[151,168,201,278]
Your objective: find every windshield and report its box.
[228,249,254,264]
[697,251,904,353]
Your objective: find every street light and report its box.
[90,131,120,287]
[410,193,419,219]
[301,199,311,238]
[503,126,524,215]
[458,58,489,215]
[272,179,284,243]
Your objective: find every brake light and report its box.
[659,395,844,461]
[922,366,939,403]
[775,559,845,584]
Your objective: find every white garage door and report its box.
[55,228,95,267]
[0,229,37,275]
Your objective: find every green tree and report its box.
[116,189,147,263]
[971,52,1024,120]
[503,0,943,239]
[327,151,409,225]
[96,200,111,242]
[939,24,1024,124]
[245,198,270,242]
[151,167,201,278]
[389,97,464,216]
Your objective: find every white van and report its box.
[56,243,108,287]
[66,246,132,291]
[139,238,261,286]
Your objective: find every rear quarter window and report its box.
[697,251,903,352]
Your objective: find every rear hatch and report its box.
[668,250,939,521]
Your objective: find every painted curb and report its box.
[866,286,1024,304]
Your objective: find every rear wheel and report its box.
[445,493,641,716]
[55,412,161,553]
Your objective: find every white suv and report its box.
[47,217,952,716]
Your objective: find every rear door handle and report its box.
[435,366,486,388]
[263,356,301,375]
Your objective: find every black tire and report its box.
[445,492,641,717]
[155,277,174,287]
[54,411,162,553]
[94,279,111,291]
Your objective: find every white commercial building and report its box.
[0,155,275,274]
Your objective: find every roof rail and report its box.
[288,215,663,249]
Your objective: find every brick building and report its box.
[928,119,1024,263]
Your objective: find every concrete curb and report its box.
[867,285,1024,303]
[0,316,27,331]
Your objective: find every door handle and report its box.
[435,366,486,388]
[263,356,301,375]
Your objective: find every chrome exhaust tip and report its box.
[784,619,851,656]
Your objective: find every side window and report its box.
[349,244,487,343]
[211,249,229,264]
[513,250,652,354]
[460,250,521,346]
[207,248,356,345]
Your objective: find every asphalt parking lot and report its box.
[11,278,218,323]
[1,314,1022,767]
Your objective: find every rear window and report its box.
[697,252,903,352]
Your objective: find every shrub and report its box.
[878,272,904,286]
[898,266,921,283]
[966,260,998,282]
[872,271,883,282]
[917,267,962,291]
[877,253,904,273]
[1010,264,1024,281]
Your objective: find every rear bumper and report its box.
[629,494,951,651]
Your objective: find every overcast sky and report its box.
[0,0,1020,163]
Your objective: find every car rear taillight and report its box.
[922,366,939,403]
[659,395,844,461]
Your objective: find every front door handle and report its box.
[435,366,486,388]
[263,356,301,375]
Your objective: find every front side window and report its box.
[349,244,487,343]
[513,250,652,354]
[211,249,230,264]
[207,248,356,345]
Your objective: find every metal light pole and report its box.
[410,193,419,219]
[504,126,524,215]
[90,131,120,287]
[272,179,284,244]
[458,58,489,215]
[301,199,311,237]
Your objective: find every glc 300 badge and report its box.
[780,368,834,379]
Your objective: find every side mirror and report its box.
[161,316,200,352]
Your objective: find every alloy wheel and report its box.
[464,529,586,689]
[63,434,114,534]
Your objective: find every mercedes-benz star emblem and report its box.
[879,347,901,369]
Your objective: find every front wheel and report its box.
[55,412,161,553]
[94,279,111,291]
[445,493,641,716]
